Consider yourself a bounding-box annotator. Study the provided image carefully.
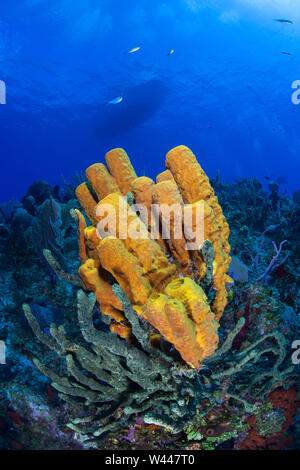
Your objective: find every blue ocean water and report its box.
[0,0,299,202]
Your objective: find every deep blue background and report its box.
[0,0,299,202]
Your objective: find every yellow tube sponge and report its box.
[74,209,88,264]
[95,193,176,292]
[144,294,204,367]
[131,177,168,253]
[131,177,155,227]
[97,236,152,307]
[166,145,231,321]
[151,181,191,275]
[182,200,215,279]
[86,163,120,200]
[84,225,101,247]
[75,145,231,367]
[83,225,101,261]
[109,322,132,339]
[78,258,125,322]
[156,170,174,184]
[166,145,214,203]
[75,183,97,224]
[164,299,205,367]
[105,148,137,195]
[165,277,219,360]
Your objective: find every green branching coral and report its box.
[23,287,196,443]
[204,320,296,402]
[23,275,297,446]
[43,248,84,287]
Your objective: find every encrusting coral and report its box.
[74,145,231,367]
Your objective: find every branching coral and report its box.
[241,224,290,284]
[74,145,232,368]
[23,288,296,445]
[23,287,188,442]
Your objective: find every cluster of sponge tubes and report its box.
[74,145,232,368]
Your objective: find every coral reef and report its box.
[0,156,299,450]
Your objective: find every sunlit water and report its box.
[0,0,299,201]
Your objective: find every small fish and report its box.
[167,49,175,56]
[281,51,292,56]
[127,46,141,54]
[264,176,271,181]
[108,96,123,105]
[65,346,79,352]
[275,19,293,25]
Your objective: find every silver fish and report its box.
[167,49,175,56]
[127,46,141,54]
[108,96,123,105]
